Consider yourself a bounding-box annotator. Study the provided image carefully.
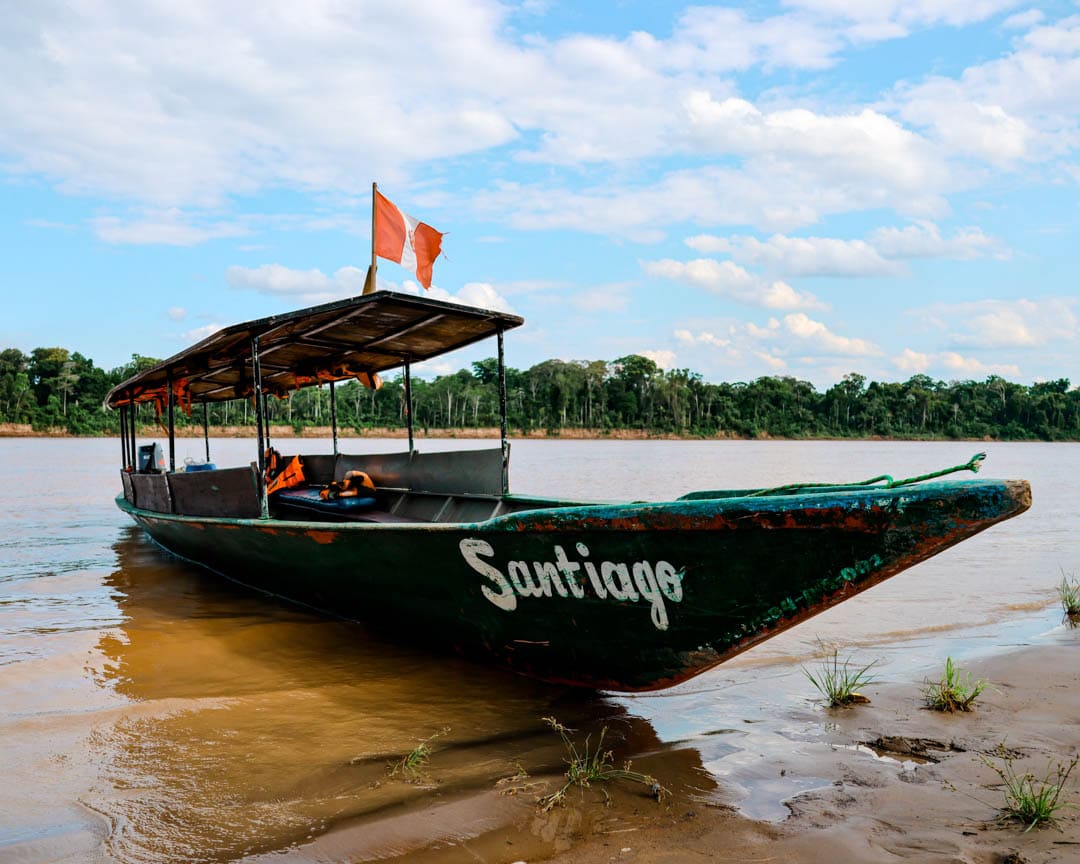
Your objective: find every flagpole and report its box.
[363,180,377,295]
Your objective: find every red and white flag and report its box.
[373,190,444,289]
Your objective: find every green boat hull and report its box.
[117,478,1030,691]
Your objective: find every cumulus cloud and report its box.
[570,284,632,312]
[789,0,1024,39]
[386,277,516,314]
[93,210,249,246]
[0,1,980,238]
[781,313,882,356]
[226,264,366,303]
[683,220,1005,278]
[897,16,1080,165]
[912,298,1078,348]
[685,233,895,276]
[868,220,1004,259]
[893,347,1021,378]
[182,323,225,343]
[641,258,824,310]
[638,349,677,369]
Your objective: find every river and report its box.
[1,437,1075,861]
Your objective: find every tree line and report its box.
[2,346,1078,441]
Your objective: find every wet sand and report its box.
[536,640,1080,864]
[218,636,1080,864]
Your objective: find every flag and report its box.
[373,190,444,289]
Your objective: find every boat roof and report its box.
[105,291,524,408]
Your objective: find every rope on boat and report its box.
[747,451,987,498]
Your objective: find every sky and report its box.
[1,0,1078,388]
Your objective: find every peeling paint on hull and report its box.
[117,478,1031,691]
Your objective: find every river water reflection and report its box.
[1,437,1076,861]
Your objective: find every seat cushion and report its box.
[274,487,377,515]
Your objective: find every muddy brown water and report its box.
[1,438,1076,862]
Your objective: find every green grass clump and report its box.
[538,717,664,811]
[803,648,880,707]
[924,657,988,712]
[1059,571,1080,619]
[982,748,1078,832]
[390,726,450,781]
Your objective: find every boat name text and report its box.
[459,538,683,631]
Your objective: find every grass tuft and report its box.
[982,747,1079,832]
[924,657,988,713]
[803,647,880,707]
[1059,571,1080,619]
[538,717,665,811]
[390,726,450,781]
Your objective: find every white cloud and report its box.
[570,284,632,312]
[684,220,1005,277]
[897,16,1080,165]
[911,297,1078,349]
[789,0,1024,36]
[638,349,677,369]
[182,323,225,343]
[675,329,731,349]
[782,313,882,356]
[93,210,249,246]
[893,347,1021,378]
[443,281,516,314]
[754,350,788,371]
[686,232,896,276]
[641,258,824,310]
[167,307,187,321]
[0,1,969,237]
[1002,9,1045,30]
[392,277,515,314]
[226,263,366,302]
[868,220,1005,259]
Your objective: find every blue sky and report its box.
[2,0,1078,387]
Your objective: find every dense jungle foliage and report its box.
[2,346,1078,440]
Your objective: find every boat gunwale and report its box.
[115,476,1029,532]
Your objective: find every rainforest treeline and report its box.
[2,346,1078,440]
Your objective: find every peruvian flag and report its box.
[373,190,445,289]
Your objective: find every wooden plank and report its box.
[168,466,261,518]
[131,473,172,513]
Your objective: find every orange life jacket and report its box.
[265,448,305,494]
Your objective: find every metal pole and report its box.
[119,405,128,469]
[203,402,211,463]
[404,359,414,454]
[497,328,509,495]
[363,181,378,295]
[263,389,271,450]
[128,398,136,469]
[329,380,340,455]
[252,336,268,518]
[166,373,176,473]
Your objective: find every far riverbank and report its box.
[0,422,1068,443]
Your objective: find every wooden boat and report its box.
[106,291,1031,691]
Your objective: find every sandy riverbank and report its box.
[538,640,1080,864]
[277,636,1080,864]
[0,422,717,440]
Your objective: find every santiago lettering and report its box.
[459,538,684,631]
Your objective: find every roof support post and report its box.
[329,379,339,456]
[497,327,508,495]
[128,398,137,469]
[166,372,176,473]
[252,336,269,519]
[203,402,211,463]
[119,404,128,470]
[404,359,414,454]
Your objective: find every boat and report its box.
[106,290,1031,692]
